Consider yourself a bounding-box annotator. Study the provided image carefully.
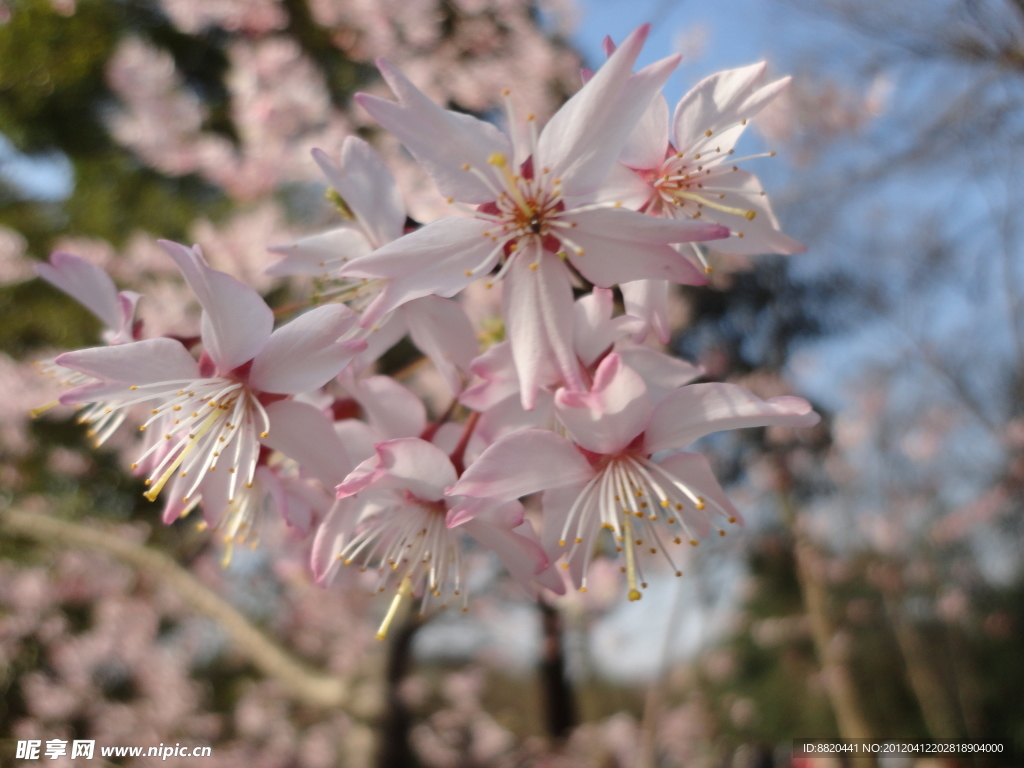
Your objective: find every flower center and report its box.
[556,453,738,600]
[336,498,468,638]
[111,375,269,506]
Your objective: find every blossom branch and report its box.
[0,506,378,718]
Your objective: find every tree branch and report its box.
[0,507,378,718]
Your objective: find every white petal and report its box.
[354,60,512,204]
[263,399,352,488]
[338,216,498,326]
[643,383,820,454]
[448,429,594,501]
[554,353,652,455]
[620,279,671,344]
[55,337,199,384]
[311,498,356,582]
[593,162,657,210]
[619,93,670,170]
[266,225,373,277]
[160,240,273,372]
[249,304,363,395]
[673,63,790,156]
[503,247,583,410]
[346,374,426,440]
[336,437,457,502]
[402,296,478,395]
[573,288,645,367]
[617,346,703,404]
[312,138,405,248]
[461,517,556,596]
[36,252,122,332]
[537,25,679,197]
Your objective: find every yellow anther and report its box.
[529,263,538,271]
[558,539,566,546]
[660,500,670,507]
[705,129,713,137]
[674,537,682,544]
[260,431,268,438]
[744,210,756,221]
[129,385,138,390]
[628,589,642,602]
[461,163,471,171]
[487,153,507,167]
[690,540,699,546]
[464,270,473,276]
[574,537,582,544]
[729,517,737,523]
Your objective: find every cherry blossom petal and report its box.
[344,373,427,440]
[445,496,523,529]
[263,399,352,488]
[311,138,405,248]
[460,341,520,411]
[593,162,657,210]
[448,429,593,501]
[573,288,646,367]
[249,304,365,395]
[673,62,790,157]
[311,499,356,582]
[160,239,274,372]
[55,337,200,385]
[336,437,457,502]
[36,252,122,332]
[617,346,704,404]
[266,224,373,277]
[620,278,671,344]
[355,59,512,204]
[461,517,556,595]
[537,25,678,197]
[643,383,820,454]
[619,92,670,170]
[565,229,713,289]
[555,353,652,454]
[333,418,379,466]
[338,216,497,327]
[402,296,478,395]
[503,247,582,410]
[106,291,142,345]
[351,312,408,373]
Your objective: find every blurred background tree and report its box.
[1,0,1023,766]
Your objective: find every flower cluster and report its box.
[41,25,818,639]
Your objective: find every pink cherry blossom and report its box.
[450,353,819,599]
[340,25,729,408]
[325,437,561,638]
[54,241,365,525]
[595,51,806,343]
